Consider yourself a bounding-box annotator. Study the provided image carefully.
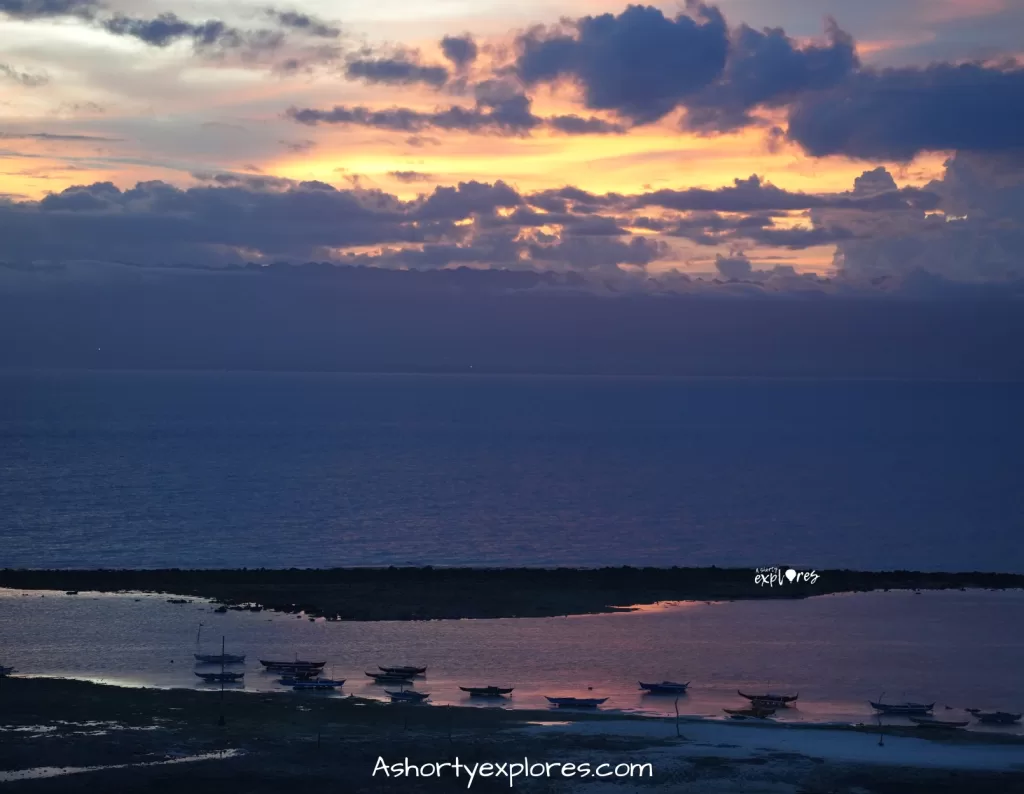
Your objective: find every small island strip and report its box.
[1,567,1021,622]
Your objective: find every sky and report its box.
[0,0,1023,289]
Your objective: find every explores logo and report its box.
[754,566,819,587]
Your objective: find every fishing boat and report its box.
[738,691,798,707]
[279,671,321,684]
[545,696,608,708]
[366,671,415,683]
[459,686,514,697]
[909,716,969,729]
[386,689,430,703]
[379,665,427,676]
[639,681,689,694]
[293,679,345,690]
[0,666,15,676]
[260,659,326,671]
[724,706,776,718]
[870,700,934,715]
[967,710,1022,725]
[195,653,245,664]
[194,625,245,664]
[195,671,244,683]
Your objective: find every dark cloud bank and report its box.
[2,150,1020,282]
[506,3,1024,160]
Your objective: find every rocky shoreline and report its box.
[1,567,1022,621]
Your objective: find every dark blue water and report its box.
[1,371,1021,571]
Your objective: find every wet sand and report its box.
[2,677,1022,793]
[2,567,1022,621]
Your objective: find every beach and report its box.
[2,677,1023,793]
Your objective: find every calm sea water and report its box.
[1,370,1021,570]
[2,588,1022,730]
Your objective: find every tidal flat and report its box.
[2,678,1023,793]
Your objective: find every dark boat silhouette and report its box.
[459,686,514,697]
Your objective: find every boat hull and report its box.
[870,701,934,715]
[909,717,968,729]
[639,681,689,694]
[195,672,244,682]
[459,686,514,696]
[969,710,1022,725]
[194,654,245,664]
[386,690,429,702]
[738,690,798,705]
[724,707,775,718]
[545,697,608,708]
[293,680,344,690]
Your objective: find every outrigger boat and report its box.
[366,671,415,683]
[909,716,969,729]
[379,665,427,676]
[545,696,608,708]
[195,653,245,664]
[293,679,345,690]
[459,686,514,697]
[386,690,430,703]
[967,710,1022,725]
[738,691,798,708]
[195,671,244,683]
[194,624,245,664]
[639,681,689,694]
[724,706,775,718]
[260,660,326,672]
[279,671,321,684]
[870,700,934,715]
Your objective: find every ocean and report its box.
[1,370,1021,571]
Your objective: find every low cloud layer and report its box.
[3,155,1019,288]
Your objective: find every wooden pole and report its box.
[674,697,680,737]
[218,636,226,726]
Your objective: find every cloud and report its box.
[515,4,728,124]
[684,19,858,132]
[527,235,667,270]
[714,251,752,279]
[345,56,449,88]
[289,79,625,137]
[100,12,284,53]
[0,2,341,71]
[279,138,316,153]
[0,132,121,141]
[547,114,626,135]
[835,154,1024,282]
[786,62,1024,160]
[414,179,521,220]
[0,63,49,87]
[634,174,937,213]
[441,34,478,70]
[389,170,432,182]
[288,78,542,135]
[265,9,340,38]
[0,162,1016,285]
[0,0,97,20]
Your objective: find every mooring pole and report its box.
[218,636,226,726]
